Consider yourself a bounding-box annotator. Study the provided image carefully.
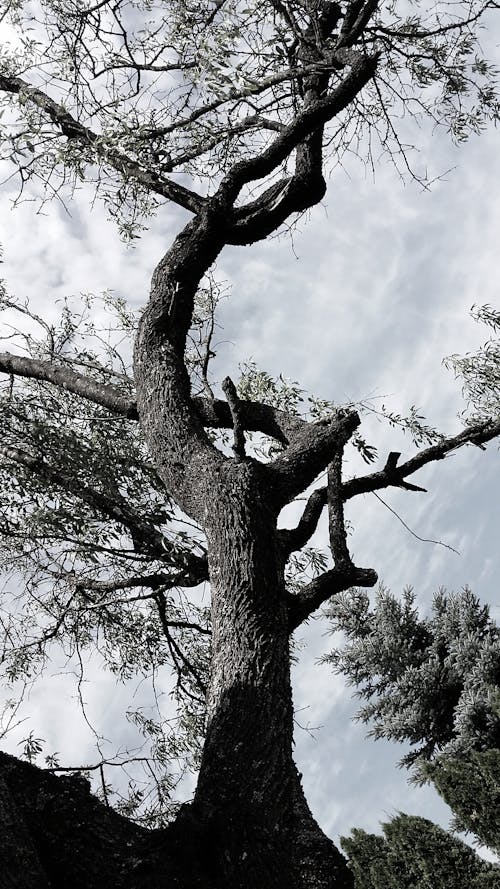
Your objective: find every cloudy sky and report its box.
[0,23,499,862]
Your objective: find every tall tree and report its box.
[324,583,500,856]
[341,814,499,889]
[424,749,500,855]
[0,1,499,887]
[324,586,500,767]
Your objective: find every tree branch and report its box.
[0,74,205,215]
[278,486,328,557]
[0,351,306,441]
[155,591,207,698]
[287,564,377,631]
[343,417,500,500]
[194,396,306,443]
[0,352,138,418]
[0,443,187,565]
[327,450,352,569]
[218,51,379,206]
[221,376,246,460]
[268,409,361,507]
[71,567,209,597]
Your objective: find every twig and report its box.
[372,492,460,555]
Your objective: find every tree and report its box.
[324,586,500,766]
[324,584,500,856]
[424,749,500,855]
[341,814,499,889]
[0,1,499,887]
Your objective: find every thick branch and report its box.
[0,351,306,441]
[218,51,378,205]
[278,486,327,556]
[268,410,361,507]
[343,417,500,500]
[194,396,306,442]
[227,129,326,246]
[327,451,352,569]
[0,74,205,215]
[0,352,138,418]
[287,564,377,631]
[73,567,209,596]
[339,0,379,48]
[221,376,246,460]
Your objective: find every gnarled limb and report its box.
[279,486,328,557]
[268,410,361,507]
[219,52,379,209]
[328,450,352,570]
[0,350,307,443]
[0,351,138,418]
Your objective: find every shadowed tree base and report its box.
[0,752,352,889]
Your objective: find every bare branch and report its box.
[220,51,379,215]
[155,591,207,698]
[278,486,328,556]
[287,564,378,631]
[70,567,208,597]
[194,396,305,442]
[268,409,361,507]
[0,351,305,441]
[327,451,352,569]
[221,376,246,460]
[343,417,500,500]
[0,352,138,418]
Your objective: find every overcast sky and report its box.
[0,41,499,862]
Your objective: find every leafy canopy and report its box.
[0,0,498,237]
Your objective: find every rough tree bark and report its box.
[130,199,364,886]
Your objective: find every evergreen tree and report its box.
[324,586,500,767]
[342,814,500,889]
[424,749,500,855]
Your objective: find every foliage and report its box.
[0,291,210,824]
[341,814,499,888]
[445,305,500,424]
[423,748,500,855]
[0,0,498,235]
[323,586,500,768]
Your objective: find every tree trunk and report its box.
[180,459,353,889]
[126,216,355,886]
